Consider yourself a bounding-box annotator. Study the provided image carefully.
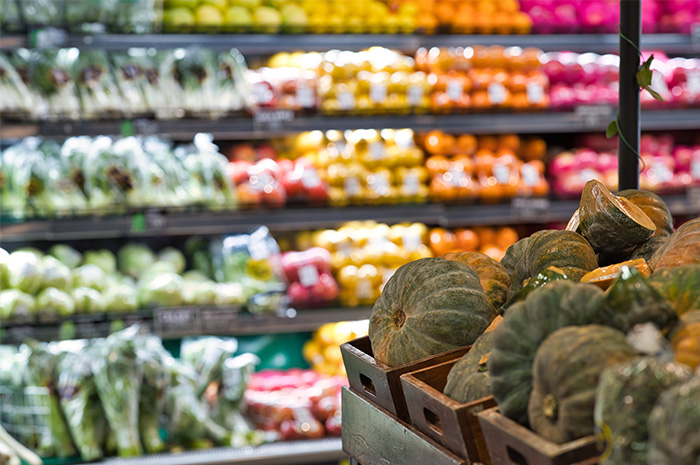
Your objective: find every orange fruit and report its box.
[479,178,504,203]
[481,246,505,261]
[426,154,450,176]
[498,134,521,153]
[429,228,459,255]
[456,134,478,155]
[455,228,480,251]
[435,1,457,25]
[495,226,519,249]
[415,12,439,33]
[474,150,496,175]
[512,11,533,35]
[478,135,499,152]
[531,178,550,197]
[424,130,456,155]
[473,226,497,248]
[497,0,520,13]
[521,138,547,161]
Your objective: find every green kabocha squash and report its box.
[502,266,569,309]
[627,236,669,262]
[669,310,700,370]
[528,325,637,444]
[488,281,607,426]
[369,258,494,367]
[594,357,691,465]
[441,251,511,311]
[443,330,494,403]
[600,266,677,333]
[650,264,700,317]
[648,377,700,465]
[578,180,656,256]
[617,189,674,238]
[506,229,597,302]
[500,236,531,276]
[650,218,700,271]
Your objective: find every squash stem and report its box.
[394,309,406,329]
[543,393,558,421]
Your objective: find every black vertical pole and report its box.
[618,0,641,190]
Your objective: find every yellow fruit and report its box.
[318,323,337,345]
[323,344,343,364]
[195,4,224,26]
[303,339,324,365]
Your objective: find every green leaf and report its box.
[636,55,654,88]
[644,87,664,102]
[606,120,619,138]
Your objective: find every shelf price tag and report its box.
[692,23,700,46]
[511,197,551,219]
[688,186,700,211]
[298,265,320,287]
[446,79,463,101]
[201,307,239,333]
[526,83,545,104]
[133,118,160,135]
[574,104,614,129]
[253,108,294,132]
[154,307,201,335]
[30,27,68,49]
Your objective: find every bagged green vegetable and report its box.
[0,53,34,118]
[135,335,170,454]
[213,283,246,306]
[210,353,259,432]
[110,0,158,33]
[5,250,44,294]
[57,347,109,462]
[216,49,250,114]
[64,0,115,32]
[118,243,157,279]
[182,281,217,306]
[31,48,81,120]
[110,52,150,116]
[20,341,77,457]
[0,289,35,320]
[594,357,691,465]
[180,337,238,397]
[48,244,83,269]
[181,134,237,211]
[91,326,144,457]
[17,0,61,26]
[159,48,219,118]
[36,287,75,319]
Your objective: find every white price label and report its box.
[248,240,271,260]
[370,81,388,103]
[688,71,700,96]
[446,79,463,101]
[370,174,391,193]
[446,166,466,187]
[403,173,420,195]
[296,86,315,108]
[337,91,355,110]
[493,163,511,184]
[402,234,422,252]
[654,162,673,183]
[691,159,700,180]
[344,176,362,196]
[526,82,545,104]
[407,85,423,106]
[488,83,507,105]
[579,168,599,183]
[521,164,540,187]
[301,169,321,188]
[298,265,320,287]
[356,279,373,299]
[369,142,387,161]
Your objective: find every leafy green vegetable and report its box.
[41,256,72,291]
[72,287,104,314]
[6,251,44,294]
[36,287,75,318]
[181,337,238,397]
[72,264,107,291]
[0,289,35,320]
[138,273,185,307]
[83,249,117,274]
[158,247,186,274]
[118,243,157,279]
[135,336,170,454]
[48,244,83,269]
[103,285,138,312]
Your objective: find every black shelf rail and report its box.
[4,108,700,140]
[2,195,697,243]
[25,32,700,55]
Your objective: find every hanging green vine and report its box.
[606,30,664,146]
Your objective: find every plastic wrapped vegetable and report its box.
[0,248,8,289]
[110,0,157,33]
[91,326,144,457]
[0,290,35,320]
[138,273,185,307]
[57,348,109,462]
[0,0,22,32]
[41,256,72,291]
[159,48,220,118]
[48,244,83,269]
[17,0,61,27]
[182,281,217,306]
[181,134,237,210]
[595,357,691,465]
[181,337,238,397]
[144,138,199,207]
[216,49,250,114]
[0,53,34,118]
[83,249,117,274]
[20,341,77,458]
[110,52,149,116]
[72,287,104,314]
[64,0,115,32]
[210,353,259,431]
[118,243,157,279]
[74,50,122,119]
[5,251,44,294]
[213,283,246,306]
[135,336,170,454]
[31,49,81,120]
[36,287,75,319]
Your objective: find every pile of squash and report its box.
[368,180,700,465]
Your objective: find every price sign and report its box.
[407,85,423,106]
[687,186,700,211]
[154,307,201,335]
[298,265,320,287]
[253,109,294,132]
[446,79,463,101]
[574,105,614,128]
[526,83,545,104]
[201,308,239,333]
[511,197,551,220]
[337,91,355,111]
[133,118,160,135]
[488,83,507,105]
[370,82,388,104]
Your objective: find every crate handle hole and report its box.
[359,374,376,397]
[423,408,443,434]
[506,446,529,465]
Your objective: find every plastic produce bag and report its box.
[31,49,81,120]
[17,0,61,27]
[91,325,143,457]
[5,251,44,295]
[110,52,149,116]
[57,347,109,462]
[143,137,199,207]
[209,353,259,434]
[74,51,122,119]
[594,357,691,465]
[110,0,158,33]
[180,134,237,210]
[19,341,77,458]
[135,336,170,454]
[159,48,220,118]
[216,49,250,114]
[64,0,115,32]
[0,0,22,32]
[181,337,238,397]
[0,53,34,118]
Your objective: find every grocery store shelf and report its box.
[5,108,700,140]
[52,33,700,55]
[0,306,372,344]
[99,438,344,465]
[0,122,39,140]
[1,195,697,242]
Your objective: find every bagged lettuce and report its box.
[0,289,35,320]
[72,287,104,314]
[31,48,81,120]
[181,134,237,211]
[64,0,115,32]
[217,49,250,114]
[110,52,150,116]
[181,337,238,397]
[57,347,109,462]
[183,281,217,306]
[81,136,135,213]
[0,53,35,118]
[118,243,157,279]
[210,353,259,432]
[110,0,158,33]
[135,336,170,454]
[159,48,220,118]
[0,0,22,32]
[74,51,123,119]
[83,249,117,274]
[17,0,61,26]
[5,250,44,294]
[48,244,83,269]
[36,287,75,319]
[41,256,72,291]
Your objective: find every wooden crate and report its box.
[342,386,479,465]
[477,407,599,465]
[401,358,497,464]
[340,335,470,421]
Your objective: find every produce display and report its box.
[0,48,249,120]
[428,225,521,260]
[243,369,346,440]
[0,229,286,321]
[303,320,369,376]
[1,135,237,219]
[0,328,264,461]
[281,248,339,308]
